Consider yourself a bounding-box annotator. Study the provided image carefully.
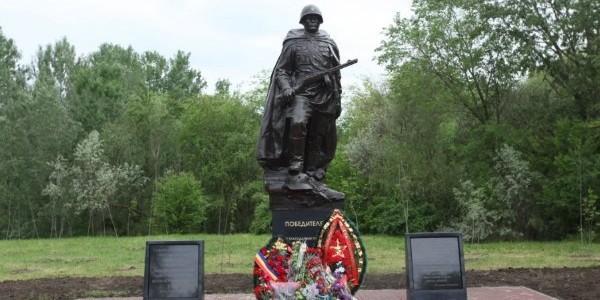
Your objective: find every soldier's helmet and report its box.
[299,4,323,24]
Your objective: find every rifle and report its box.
[282,59,358,97]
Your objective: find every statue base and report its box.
[264,169,345,210]
[264,169,345,246]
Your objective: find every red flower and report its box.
[253,285,271,298]
[254,238,357,300]
[253,266,261,276]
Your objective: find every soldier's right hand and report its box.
[282,88,295,103]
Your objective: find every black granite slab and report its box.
[143,240,204,300]
[405,233,467,300]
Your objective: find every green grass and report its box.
[463,241,600,270]
[0,234,598,281]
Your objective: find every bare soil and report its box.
[1,267,599,300]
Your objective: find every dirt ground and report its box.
[1,267,599,300]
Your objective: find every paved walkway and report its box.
[79,286,558,300]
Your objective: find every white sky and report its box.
[0,0,413,92]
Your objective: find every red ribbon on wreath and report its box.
[321,210,360,288]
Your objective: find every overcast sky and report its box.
[0,0,413,92]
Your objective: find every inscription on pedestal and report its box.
[143,241,204,300]
[272,210,334,247]
[405,233,467,300]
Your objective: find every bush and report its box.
[249,193,271,234]
[152,172,207,233]
[452,144,539,241]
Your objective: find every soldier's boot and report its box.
[305,151,325,181]
[288,137,305,174]
[312,180,345,201]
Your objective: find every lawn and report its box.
[0,234,598,281]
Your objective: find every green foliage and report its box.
[1,28,253,239]
[534,119,600,239]
[34,37,76,99]
[214,78,232,97]
[249,192,271,234]
[358,0,600,241]
[0,27,25,98]
[69,44,142,132]
[325,149,369,229]
[491,145,537,231]
[377,0,521,124]
[43,131,148,236]
[453,180,493,243]
[0,31,81,238]
[0,28,28,238]
[69,45,207,134]
[152,172,207,234]
[496,0,600,119]
[452,144,540,241]
[582,188,600,243]
[71,131,146,216]
[361,195,404,235]
[179,94,262,233]
[343,64,460,234]
[116,92,181,180]
[242,69,271,114]
[164,50,206,101]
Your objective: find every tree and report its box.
[452,144,541,240]
[44,130,148,236]
[214,78,231,97]
[118,92,180,181]
[179,94,262,233]
[453,180,492,243]
[369,0,600,240]
[23,44,80,237]
[42,156,73,237]
[141,51,168,93]
[0,27,31,238]
[377,0,522,124]
[343,68,460,233]
[69,44,144,132]
[164,50,206,102]
[33,37,76,100]
[496,0,600,119]
[540,119,600,239]
[488,144,539,238]
[152,172,207,234]
[582,188,599,243]
[0,26,26,107]
[242,69,271,114]
[1,30,81,238]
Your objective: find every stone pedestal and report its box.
[264,169,344,246]
[271,203,343,247]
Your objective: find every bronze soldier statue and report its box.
[257,4,356,202]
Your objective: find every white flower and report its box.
[301,282,320,300]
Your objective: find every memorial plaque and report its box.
[143,240,204,300]
[271,209,333,247]
[405,233,467,300]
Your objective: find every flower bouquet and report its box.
[253,210,366,300]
